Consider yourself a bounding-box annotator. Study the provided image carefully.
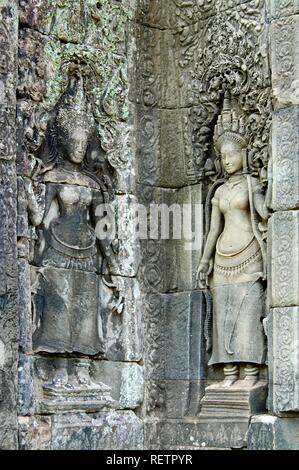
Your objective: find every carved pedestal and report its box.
[41,381,114,414]
[199,381,268,449]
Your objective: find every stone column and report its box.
[248,0,299,450]
[132,2,207,450]
[0,0,19,450]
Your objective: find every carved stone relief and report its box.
[271,14,299,107]
[23,72,125,409]
[134,0,273,450]
[0,0,19,450]
[16,1,144,448]
[197,94,269,388]
[0,0,297,451]
[270,0,299,19]
[132,0,272,187]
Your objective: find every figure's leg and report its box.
[51,358,68,387]
[222,363,239,387]
[242,363,259,386]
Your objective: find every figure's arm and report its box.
[197,196,223,287]
[252,179,270,221]
[90,190,119,273]
[26,179,57,227]
[201,202,223,265]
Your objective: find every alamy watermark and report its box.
[95,203,203,252]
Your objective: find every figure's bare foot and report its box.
[51,367,68,388]
[211,364,238,388]
[75,360,92,386]
[213,375,238,388]
[222,375,238,387]
[239,364,259,387]
[240,375,259,387]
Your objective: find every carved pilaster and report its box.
[271,14,299,108]
[272,107,299,211]
[0,0,19,450]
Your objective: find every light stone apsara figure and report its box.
[197,95,269,387]
[26,74,119,390]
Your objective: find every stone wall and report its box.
[0,0,19,450]
[15,0,144,450]
[133,0,272,450]
[0,0,298,451]
[248,0,299,450]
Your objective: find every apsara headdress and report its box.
[213,92,249,153]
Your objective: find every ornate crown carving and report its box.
[213,92,249,152]
[56,73,94,135]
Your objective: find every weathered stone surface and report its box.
[19,411,143,450]
[143,290,206,419]
[144,291,206,382]
[0,165,18,449]
[130,24,186,109]
[108,194,141,277]
[145,380,205,420]
[144,418,249,450]
[17,177,29,238]
[18,353,34,417]
[248,415,299,450]
[136,0,255,30]
[51,411,143,450]
[272,107,299,211]
[132,3,269,111]
[138,184,203,293]
[18,11,136,193]
[200,382,267,420]
[268,211,299,308]
[135,106,190,188]
[0,288,19,449]
[18,416,52,450]
[100,276,143,362]
[32,267,103,355]
[133,0,271,185]
[92,361,144,410]
[0,0,18,450]
[18,260,32,354]
[0,1,17,146]
[269,0,299,19]
[18,356,116,416]
[268,308,299,414]
[19,0,136,51]
[271,15,299,108]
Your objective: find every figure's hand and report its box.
[196,259,211,289]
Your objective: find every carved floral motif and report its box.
[177,0,271,182]
[273,310,295,411]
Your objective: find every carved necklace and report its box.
[223,176,245,209]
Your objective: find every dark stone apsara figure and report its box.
[27,75,118,386]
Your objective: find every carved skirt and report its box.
[208,281,266,365]
[32,267,103,355]
[208,238,267,365]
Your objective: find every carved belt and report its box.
[48,224,97,260]
[214,237,262,276]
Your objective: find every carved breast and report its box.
[49,184,96,253]
[219,183,249,214]
[58,185,93,208]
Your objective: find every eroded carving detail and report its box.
[26,72,120,406]
[177,0,271,182]
[274,310,294,411]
